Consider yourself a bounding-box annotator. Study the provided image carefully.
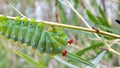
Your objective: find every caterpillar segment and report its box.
[11,17,21,40]
[46,34,53,54]
[51,28,68,45]
[37,31,46,53]
[0,16,68,54]
[18,18,29,43]
[24,19,37,45]
[30,23,44,48]
[46,32,64,54]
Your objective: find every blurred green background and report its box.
[1,0,120,68]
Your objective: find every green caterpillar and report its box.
[0,16,68,55]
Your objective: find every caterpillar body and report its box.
[0,16,68,55]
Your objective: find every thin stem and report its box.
[0,14,120,39]
[7,0,26,17]
[66,0,91,29]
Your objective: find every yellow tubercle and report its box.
[0,35,3,38]
[48,26,54,32]
[50,55,55,59]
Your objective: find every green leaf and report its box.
[57,0,67,24]
[98,6,110,27]
[54,56,79,68]
[76,41,103,56]
[86,7,110,28]
[13,50,46,68]
[86,9,102,25]
[96,16,105,26]
[86,50,106,68]
[92,51,106,65]
[72,0,79,26]
[67,52,95,68]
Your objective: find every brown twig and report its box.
[55,0,60,23]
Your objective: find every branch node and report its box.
[92,27,99,33]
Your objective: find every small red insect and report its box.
[67,39,73,44]
[62,50,67,56]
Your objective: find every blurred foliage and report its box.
[1,0,120,68]
[0,39,10,68]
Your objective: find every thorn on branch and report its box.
[92,27,99,33]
